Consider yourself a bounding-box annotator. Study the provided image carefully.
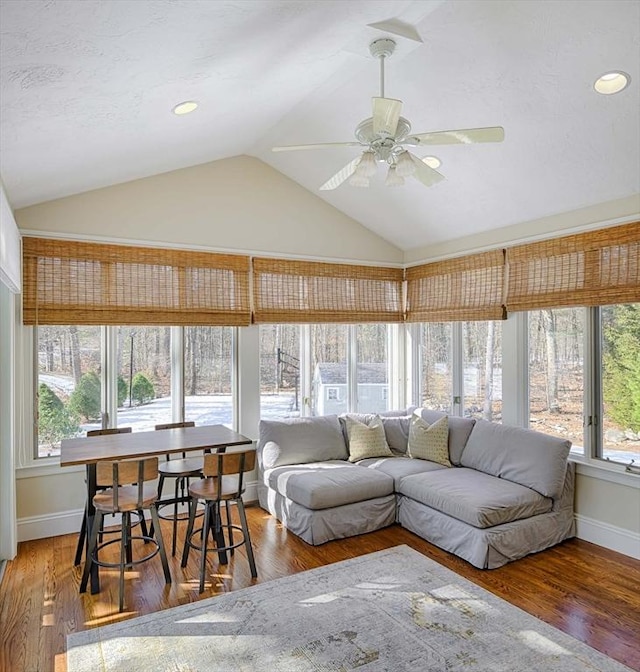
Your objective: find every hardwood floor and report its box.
[1,506,639,672]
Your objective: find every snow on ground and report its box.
[80,393,299,435]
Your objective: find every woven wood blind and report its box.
[406,249,506,322]
[252,257,404,323]
[505,222,640,311]
[22,238,251,326]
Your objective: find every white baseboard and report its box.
[575,514,640,559]
[18,508,85,542]
[17,481,260,543]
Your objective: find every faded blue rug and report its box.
[67,545,632,671]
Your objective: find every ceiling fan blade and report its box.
[272,142,362,152]
[372,97,402,137]
[319,156,362,191]
[404,126,505,146]
[409,152,445,187]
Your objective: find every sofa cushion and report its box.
[460,420,571,499]
[381,416,411,454]
[344,415,394,462]
[357,455,446,488]
[398,468,552,528]
[264,461,394,510]
[259,415,347,470]
[416,409,475,465]
[408,415,451,466]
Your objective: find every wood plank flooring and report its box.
[1,506,639,672]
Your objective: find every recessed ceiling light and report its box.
[422,156,441,169]
[594,72,630,95]
[173,101,198,115]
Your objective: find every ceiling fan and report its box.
[272,38,504,190]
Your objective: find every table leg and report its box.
[85,464,100,594]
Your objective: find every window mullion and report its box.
[171,326,184,424]
[347,325,358,412]
[300,325,311,417]
[585,306,601,460]
[452,322,464,417]
[103,326,117,428]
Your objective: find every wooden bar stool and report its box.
[150,421,203,556]
[79,457,171,612]
[74,427,145,566]
[181,448,257,593]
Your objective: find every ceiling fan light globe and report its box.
[395,151,416,178]
[385,166,405,187]
[356,151,377,178]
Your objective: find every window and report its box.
[259,324,301,420]
[417,321,502,420]
[327,387,340,401]
[528,309,585,454]
[116,326,171,432]
[311,324,348,416]
[356,324,389,414]
[36,326,101,457]
[463,321,502,421]
[185,326,234,428]
[34,324,238,457]
[601,304,640,464]
[419,323,452,412]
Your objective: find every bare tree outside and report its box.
[420,323,452,412]
[529,308,584,450]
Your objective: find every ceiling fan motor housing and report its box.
[355,116,412,162]
[369,38,396,59]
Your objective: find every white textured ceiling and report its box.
[1,0,639,251]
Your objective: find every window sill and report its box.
[16,459,85,480]
[570,456,640,488]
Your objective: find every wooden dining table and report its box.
[61,424,253,594]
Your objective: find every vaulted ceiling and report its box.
[1,0,638,251]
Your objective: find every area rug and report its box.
[67,545,632,671]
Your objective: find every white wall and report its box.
[403,194,640,264]
[15,154,403,264]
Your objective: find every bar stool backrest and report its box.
[95,458,159,512]
[87,427,132,437]
[202,449,256,499]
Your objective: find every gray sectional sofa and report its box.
[257,409,576,569]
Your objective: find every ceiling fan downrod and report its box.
[369,38,396,98]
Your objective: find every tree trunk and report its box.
[542,309,560,413]
[482,321,495,421]
[69,326,82,384]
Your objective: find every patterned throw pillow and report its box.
[344,415,394,463]
[407,414,451,466]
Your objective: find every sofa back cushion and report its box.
[259,415,348,470]
[460,420,571,499]
[381,416,411,454]
[416,409,475,465]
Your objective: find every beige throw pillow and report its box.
[344,415,394,463]
[408,414,451,466]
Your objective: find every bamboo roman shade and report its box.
[252,257,404,323]
[22,238,251,326]
[505,222,640,311]
[406,249,506,322]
